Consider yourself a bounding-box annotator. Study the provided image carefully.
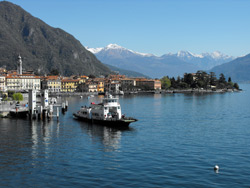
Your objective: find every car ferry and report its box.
[73,94,137,128]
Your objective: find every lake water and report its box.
[1,84,250,187]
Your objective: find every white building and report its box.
[6,74,41,91]
[0,75,6,92]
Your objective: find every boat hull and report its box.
[9,110,29,118]
[73,112,137,129]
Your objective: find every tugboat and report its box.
[73,94,137,128]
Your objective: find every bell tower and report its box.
[17,55,22,75]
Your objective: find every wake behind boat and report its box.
[73,94,137,128]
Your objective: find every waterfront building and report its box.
[97,81,104,93]
[41,76,61,93]
[0,75,6,92]
[87,82,98,92]
[104,82,121,93]
[61,78,80,92]
[76,81,98,93]
[6,73,41,91]
[93,78,105,93]
[136,78,161,90]
[121,78,136,91]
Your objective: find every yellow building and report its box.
[61,78,80,92]
[97,81,104,92]
[93,78,105,93]
[42,76,61,93]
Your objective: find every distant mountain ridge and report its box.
[0,1,111,76]
[87,44,235,78]
[104,64,149,78]
[210,53,250,82]
[171,50,234,70]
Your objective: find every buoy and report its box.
[214,165,219,171]
[80,96,82,98]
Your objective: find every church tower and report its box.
[17,55,22,75]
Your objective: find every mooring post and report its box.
[40,106,43,120]
[57,107,59,121]
[65,100,68,111]
[62,102,65,113]
[28,90,36,120]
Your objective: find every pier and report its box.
[0,89,68,120]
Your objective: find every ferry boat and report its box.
[73,94,137,128]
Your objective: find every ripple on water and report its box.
[1,85,250,187]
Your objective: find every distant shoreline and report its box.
[48,89,241,97]
[161,88,241,94]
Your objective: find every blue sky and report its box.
[5,0,250,57]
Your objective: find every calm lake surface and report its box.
[1,84,250,187]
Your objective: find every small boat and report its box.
[111,90,124,95]
[87,95,94,99]
[73,94,137,128]
[9,105,29,118]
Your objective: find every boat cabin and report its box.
[91,96,122,120]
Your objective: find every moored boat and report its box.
[73,94,137,128]
[9,106,29,118]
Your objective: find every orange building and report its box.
[136,79,161,90]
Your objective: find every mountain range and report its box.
[210,53,250,82]
[87,44,235,78]
[1,1,249,81]
[0,1,111,76]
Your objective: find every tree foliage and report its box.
[13,93,23,101]
[163,71,240,90]
[160,76,171,89]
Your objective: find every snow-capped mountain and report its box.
[86,44,154,58]
[165,50,235,70]
[87,44,235,78]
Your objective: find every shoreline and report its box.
[0,88,241,118]
[49,88,241,96]
[161,88,241,94]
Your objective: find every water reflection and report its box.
[30,120,60,160]
[0,119,33,172]
[78,121,131,152]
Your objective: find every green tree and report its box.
[183,73,194,88]
[209,72,217,86]
[160,76,171,89]
[170,77,176,88]
[196,71,209,88]
[219,73,226,83]
[233,83,239,90]
[13,93,23,101]
[227,77,234,88]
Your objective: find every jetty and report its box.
[0,89,68,120]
